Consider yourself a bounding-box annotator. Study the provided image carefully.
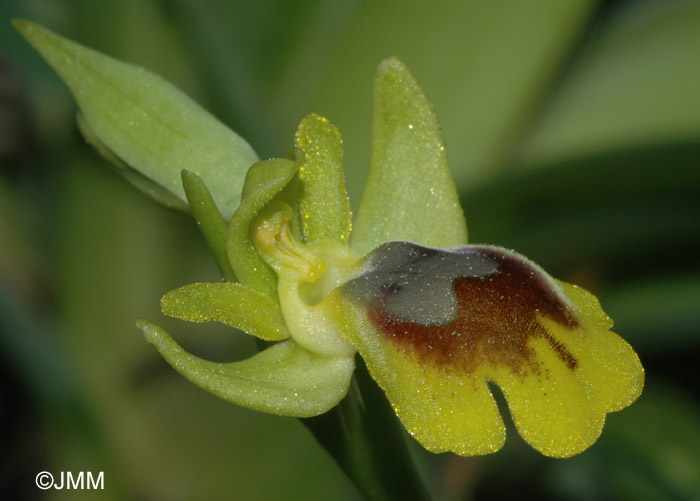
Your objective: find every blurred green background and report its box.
[1,0,699,499]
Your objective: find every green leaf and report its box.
[306,2,596,195]
[139,319,354,417]
[461,142,700,273]
[520,1,700,166]
[295,114,351,244]
[161,282,289,342]
[14,19,258,219]
[181,170,235,282]
[351,57,468,254]
[596,383,700,500]
[227,159,299,298]
[602,272,700,354]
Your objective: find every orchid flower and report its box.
[16,19,643,461]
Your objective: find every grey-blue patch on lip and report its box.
[342,241,499,325]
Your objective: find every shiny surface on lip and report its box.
[342,241,499,325]
[343,242,579,374]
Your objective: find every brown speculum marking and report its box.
[343,242,579,374]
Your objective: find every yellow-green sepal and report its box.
[227,159,299,298]
[351,57,468,254]
[294,114,352,244]
[161,282,289,341]
[138,320,355,417]
[14,19,258,219]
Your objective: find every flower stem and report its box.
[303,356,432,500]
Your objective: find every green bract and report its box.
[18,20,643,459]
[14,19,258,220]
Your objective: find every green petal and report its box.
[161,282,289,341]
[351,57,468,254]
[14,19,258,219]
[138,319,355,417]
[181,170,235,282]
[227,159,299,298]
[295,114,352,244]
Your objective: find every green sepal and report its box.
[181,170,236,282]
[139,319,355,417]
[14,19,258,219]
[351,57,468,254]
[161,282,288,341]
[295,114,352,244]
[227,159,299,298]
[77,113,190,213]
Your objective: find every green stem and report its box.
[303,356,432,500]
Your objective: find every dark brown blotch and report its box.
[366,246,579,374]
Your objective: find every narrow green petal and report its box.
[14,19,258,219]
[161,282,288,341]
[138,319,355,417]
[351,57,468,254]
[181,170,235,282]
[227,159,299,298]
[295,114,352,244]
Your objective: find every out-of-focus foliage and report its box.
[1,0,698,499]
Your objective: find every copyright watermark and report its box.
[35,471,104,490]
[35,472,53,490]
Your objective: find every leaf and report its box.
[227,159,299,298]
[520,1,700,166]
[594,383,700,500]
[139,319,354,417]
[295,114,352,244]
[351,57,468,254]
[161,282,289,341]
[601,272,700,353]
[306,1,596,193]
[461,142,700,274]
[14,19,258,219]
